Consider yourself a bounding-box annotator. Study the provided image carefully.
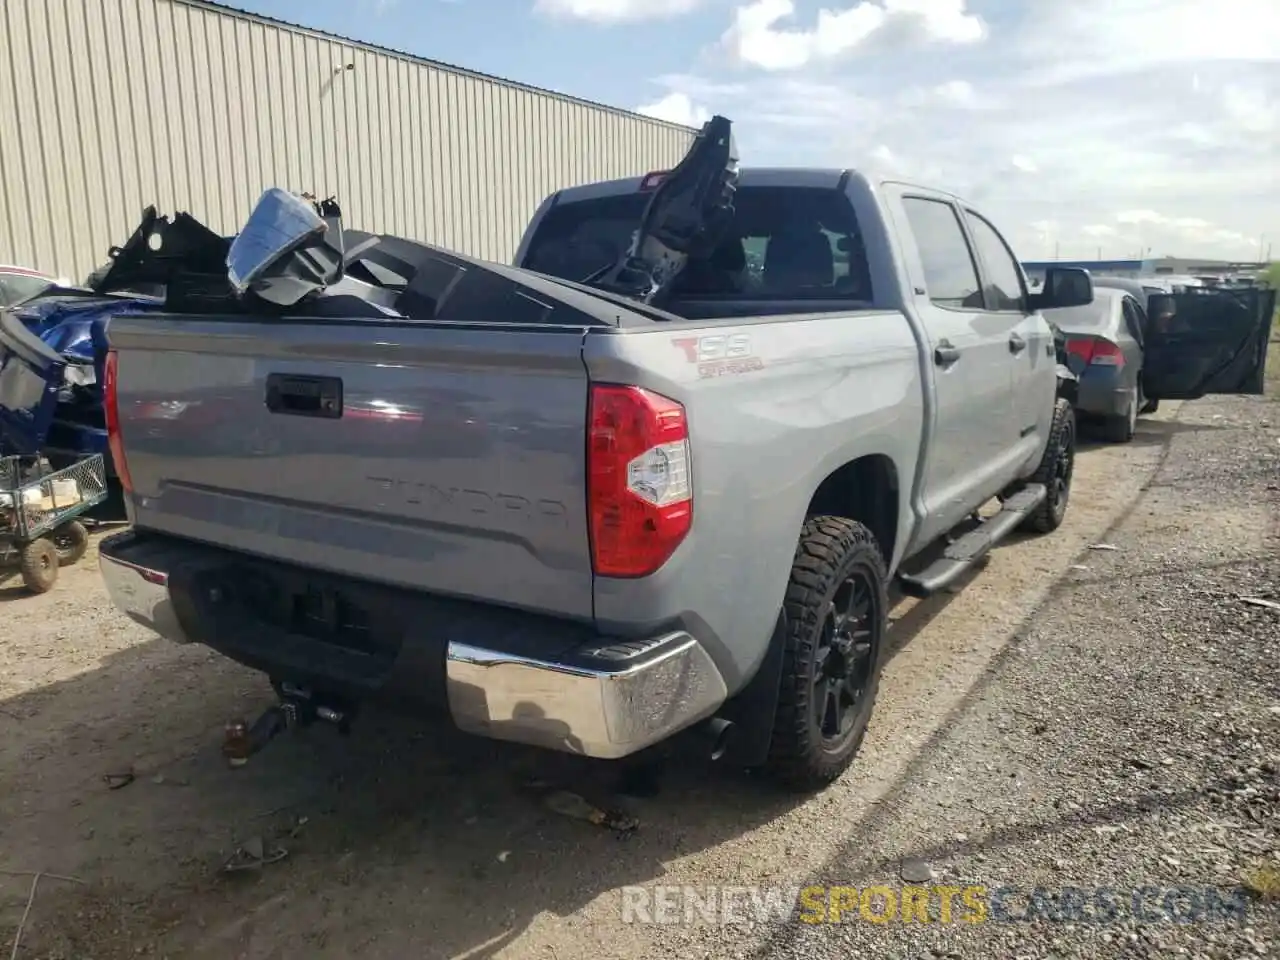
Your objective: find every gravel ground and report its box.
[752,392,1280,959]
[0,390,1274,960]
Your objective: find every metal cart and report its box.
[0,453,109,593]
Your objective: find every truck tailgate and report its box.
[108,316,594,620]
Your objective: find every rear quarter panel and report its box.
[583,311,922,689]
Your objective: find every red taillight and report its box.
[103,350,133,493]
[639,171,668,191]
[1065,337,1125,368]
[587,384,692,578]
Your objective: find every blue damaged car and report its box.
[0,208,230,516]
[1,291,162,466]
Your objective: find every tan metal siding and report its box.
[0,0,694,280]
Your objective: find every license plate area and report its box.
[167,557,407,690]
[291,585,371,646]
[228,563,401,660]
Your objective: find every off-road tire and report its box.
[1101,386,1138,443]
[1019,397,1076,534]
[19,538,58,594]
[763,516,888,792]
[52,520,89,566]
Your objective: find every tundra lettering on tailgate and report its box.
[673,333,764,378]
[366,477,569,526]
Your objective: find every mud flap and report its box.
[720,609,789,767]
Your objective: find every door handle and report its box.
[265,373,343,419]
[1008,333,1027,354]
[934,341,961,367]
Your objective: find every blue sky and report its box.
[225,0,709,114]
[229,0,1279,261]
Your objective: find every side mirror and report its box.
[227,188,345,307]
[1030,266,1093,311]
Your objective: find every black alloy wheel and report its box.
[812,569,881,746]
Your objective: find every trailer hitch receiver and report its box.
[221,681,355,767]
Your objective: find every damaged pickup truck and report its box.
[91,117,1270,789]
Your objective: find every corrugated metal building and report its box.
[0,0,694,281]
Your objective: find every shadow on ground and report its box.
[0,570,969,959]
[1,410,1162,957]
[1076,414,1228,453]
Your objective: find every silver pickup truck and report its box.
[89,117,1268,790]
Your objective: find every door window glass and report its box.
[1121,298,1145,341]
[964,211,1028,312]
[902,198,982,309]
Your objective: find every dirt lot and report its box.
[1,389,1276,960]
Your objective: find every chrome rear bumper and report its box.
[98,537,193,644]
[99,532,728,760]
[445,634,728,759]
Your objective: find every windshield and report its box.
[1044,297,1114,332]
[521,185,873,303]
[0,273,54,307]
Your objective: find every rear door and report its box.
[1142,287,1275,399]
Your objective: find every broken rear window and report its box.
[521,186,873,304]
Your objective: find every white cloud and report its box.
[721,0,985,71]
[1033,207,1260,260]
[1171,122,1217,146]
[1116,210,1166,226]
[1221,84,1280,134]
[633,0,1278,260]
[534,0,703,22]
[898,79,982,109]
[864,143,904,175]
[933,79,976,107]
[636,92,712,127]
[1015,0,1280,87]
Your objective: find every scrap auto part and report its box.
[587,114,739,306]
[86,206,231,298]
[227,189,347,310]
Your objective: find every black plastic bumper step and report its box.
[896,484,1047,598]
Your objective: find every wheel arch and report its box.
[721,453,899,768]
[803,453,900,566]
